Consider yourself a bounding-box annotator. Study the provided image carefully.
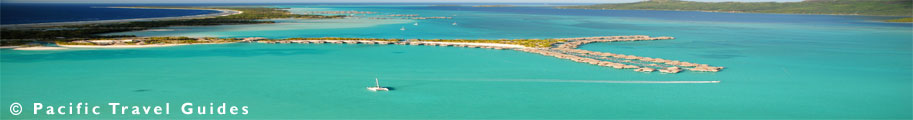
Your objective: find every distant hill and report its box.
[558,0,912,16]
[885,17,912,22]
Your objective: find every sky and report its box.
[1,0,804,3]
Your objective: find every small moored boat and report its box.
[367,78,390,91]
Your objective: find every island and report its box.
[53,37,243,48]
[0,7,345,46]
[885,17,913,22]
[0,7,242,28]
[472,5,516,7]
[558,0,913,16]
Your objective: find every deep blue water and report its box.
[0,3,219,24]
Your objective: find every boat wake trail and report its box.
[393,78,720,84]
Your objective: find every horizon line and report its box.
[0,1,806,4]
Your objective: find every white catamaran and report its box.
[367,78,390,91]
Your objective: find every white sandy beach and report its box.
[58,44,184,48]
[57,42,233,48]
[12,46,69,50]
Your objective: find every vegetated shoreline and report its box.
[557,7,906,17]
[558,0,912,17]
[883,17,913,23]
[558,7,913,23]
[0,7,243,29]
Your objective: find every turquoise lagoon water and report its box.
[3,5,912,119]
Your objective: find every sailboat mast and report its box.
[375,78,380,87]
